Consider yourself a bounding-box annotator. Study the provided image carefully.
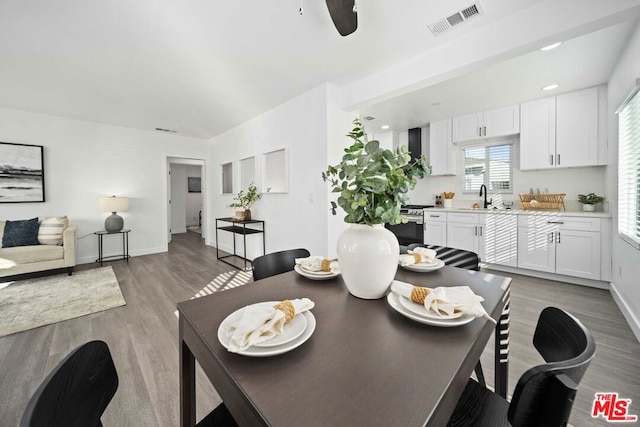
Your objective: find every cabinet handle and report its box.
[557,154,560,165]
[546,221,564,224]
[548,232,554,244]
[483,126,486,136]
[479,127,482,137]
[550,154,554,165]
[479,226,483,237]
[557,232,561,244]
[429,215,440,218]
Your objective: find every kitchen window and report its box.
[617,80,640,249]
[460,139,513,193]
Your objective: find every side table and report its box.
[215,218,265,271]
[95,230,131,266]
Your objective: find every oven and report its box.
[385,205,434,246]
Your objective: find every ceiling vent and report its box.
[155,127,178,133]
[428,2,483,37]
[361,115,376,121]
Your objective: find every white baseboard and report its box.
[610,283,640,343]
[483,264,610,290]
[172,227,187,234]
[77,246,166,265]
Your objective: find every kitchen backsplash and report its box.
[409,165,608,212]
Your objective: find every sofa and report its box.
[0,219,76,278]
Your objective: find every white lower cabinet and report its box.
[424,211,447,246]
[517,215,601,280]
[483,214,518,267]
[446,213,485,260]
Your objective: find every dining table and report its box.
[178,265,511,427]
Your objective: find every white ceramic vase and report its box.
[582,204,595,212]
[337,224,399,299]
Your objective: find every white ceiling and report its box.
[0,0,638,139]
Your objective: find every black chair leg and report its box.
[474,361,486,388]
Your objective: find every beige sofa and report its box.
[0,221,76,278]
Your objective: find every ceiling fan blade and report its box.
[325,0,358,36]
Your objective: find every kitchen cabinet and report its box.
[483,214,518,267]
[446,213,485,260]
[520,86,605,170]
[424,211,447,246]
[517,215,601,280]
[428,119,456,175]
[452,104,520,143]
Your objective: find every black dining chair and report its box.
[406,243,480,271]
[21,340,237,427]
[447,306,596,427]
[252,248,311,281]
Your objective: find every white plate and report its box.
[294,265,340,280]
[300,265,333,276]
[218,302,316,356]
[387,292,475,327]
[254,307,308,347]
[398,295,463,320]
[400,258,445,272]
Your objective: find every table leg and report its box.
[180,323,196,427]
[98,234,103,266]
[494,294,510,398]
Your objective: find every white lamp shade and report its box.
[99,196,129,213]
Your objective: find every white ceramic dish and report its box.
[294,265,340,280]
[300,265,333,275]
[400,258,445,272]
[398,295,463,320]
[386,292,474,327]
[218,302,316,356]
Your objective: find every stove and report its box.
[401,204,435,216]
[387,204,435,246]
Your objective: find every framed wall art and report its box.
[188,176,201,193]
[0,142,45,203]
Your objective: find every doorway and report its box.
[166,157,205,244]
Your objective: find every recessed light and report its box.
[381,125,390,130]
[541,42,562,51]
[542,84,559,91]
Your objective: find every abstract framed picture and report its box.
[0,142,45,203]
[188,177,201,193]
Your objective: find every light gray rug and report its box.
[0,267,126,337]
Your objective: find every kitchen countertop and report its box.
[423,207,611,218]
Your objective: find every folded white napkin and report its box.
[295,256,338,272]
[399,247,438,266]
[390,281,495,323]
[227,298,315,352]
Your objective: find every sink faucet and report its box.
[479,184,492,209]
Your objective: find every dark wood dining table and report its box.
[178,265,511,427]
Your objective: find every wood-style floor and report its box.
[1,231,639,426]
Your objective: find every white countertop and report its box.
[423,207,611,218]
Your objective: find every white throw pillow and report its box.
[38,216,69,246]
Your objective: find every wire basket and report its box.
[519,193,566,211]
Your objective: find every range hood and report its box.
[408,128,422,165]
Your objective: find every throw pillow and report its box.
[38,216,69,245]
[1,218,40,248]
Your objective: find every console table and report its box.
[94,229,130,266]
[215,218,265,271]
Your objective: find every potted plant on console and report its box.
[578,193,604,212]
[322,118,427,299]
[229,183,268,220]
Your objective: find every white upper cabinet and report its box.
[428,119,456,176]
[520,86,606,170]
[452,104,520,143]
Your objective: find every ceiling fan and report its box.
[325,0,358,36]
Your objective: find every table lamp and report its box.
[99,196,129,232]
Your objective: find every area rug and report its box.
[0,266,126,338]
[175,270,252,317]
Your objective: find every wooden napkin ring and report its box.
[411,253,421,264]
[274,300,296,322]
[321,259,332,272]
[410,287,431,304]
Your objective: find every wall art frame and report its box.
[0,142,45,203]
[188,176,201,193]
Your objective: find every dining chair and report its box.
[252,248,310,281]
[447,306,596,427]
[21,340,237,427]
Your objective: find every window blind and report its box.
[461,141,513,193]
[617,82,640,249]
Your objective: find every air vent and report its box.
[428,2,483,37]
[361,115,376,121]
[155,127,178,133]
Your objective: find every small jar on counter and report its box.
[435,195,443,208]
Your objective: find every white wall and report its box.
[0,107,207,263]
[606,20,640,340]
[185,165,202,227]
[208,85,350,259]
[170,164,202,232]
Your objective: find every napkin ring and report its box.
[321,259,332,272]
[411,253,421,264]
[274,300,296,322]
[410,287,431,305]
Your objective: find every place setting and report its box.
[398,247,445,272]
[217,298,316,357]
[294,255,340,280]
[387,280,495,327]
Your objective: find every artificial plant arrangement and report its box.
[228,183,269,219]
[577,193,605,205]
[322,118,428,225]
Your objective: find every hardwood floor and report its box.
[1,232,639,426]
